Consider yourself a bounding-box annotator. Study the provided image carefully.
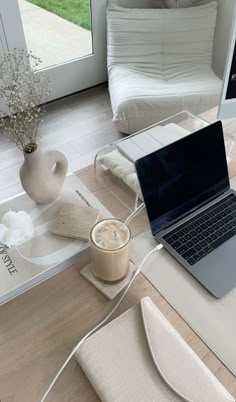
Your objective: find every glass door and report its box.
[0,0,107,101]
[0,0,28,111]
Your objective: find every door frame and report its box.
[0,0,27,51]
[44,0,107,101]
[0,0,107,101]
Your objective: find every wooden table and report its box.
[0,108,236,402]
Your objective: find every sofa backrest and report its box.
[107,2,217,71]
[108,0,152,7]
[108,0,235,78]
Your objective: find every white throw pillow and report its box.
[151,0,212,7]
[107,2,217,70]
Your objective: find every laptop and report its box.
[135,121,236,298]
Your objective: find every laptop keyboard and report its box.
[163,193,236,266]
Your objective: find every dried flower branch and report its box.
[0,48,51,153]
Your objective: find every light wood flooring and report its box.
[0,84,123,202]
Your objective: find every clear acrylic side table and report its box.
[94,111,210,212]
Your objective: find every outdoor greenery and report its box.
[27,0,91,30]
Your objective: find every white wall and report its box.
[213,0,235,78]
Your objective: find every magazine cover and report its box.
[0,174,112,305]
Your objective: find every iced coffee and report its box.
[90,219,130,282]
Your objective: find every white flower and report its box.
[0,49,51,152]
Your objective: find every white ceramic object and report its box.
[20,147,68,204]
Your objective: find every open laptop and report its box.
[135,121,236,298]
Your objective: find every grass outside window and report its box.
[27,0,91,30]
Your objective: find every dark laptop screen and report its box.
[135,121,229,235]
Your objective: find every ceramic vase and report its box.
[20,147,68,204]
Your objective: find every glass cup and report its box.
[90,218,131,283]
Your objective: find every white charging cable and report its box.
[40,242,163,402]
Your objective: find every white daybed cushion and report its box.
[109,64,221,133]
[107,2,222,134]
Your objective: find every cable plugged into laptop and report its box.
[135,121,236,299]
[40,242,163,401]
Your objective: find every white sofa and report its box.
[107,0,233,134]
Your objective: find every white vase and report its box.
[20,147,68,204]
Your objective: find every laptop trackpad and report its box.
[191,236,236,298]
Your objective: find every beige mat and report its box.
[130,176,236,376]
[78,166,236,375]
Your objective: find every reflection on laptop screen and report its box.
[135,122,229,235]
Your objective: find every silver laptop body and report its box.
[135,121,236,298]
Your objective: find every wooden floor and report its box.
[0,84,123,202]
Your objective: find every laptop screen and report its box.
[135,121,230,235]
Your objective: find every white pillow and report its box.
[151,0,212,7]
[107,2,217,70]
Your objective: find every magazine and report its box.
[0,174,112,305]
